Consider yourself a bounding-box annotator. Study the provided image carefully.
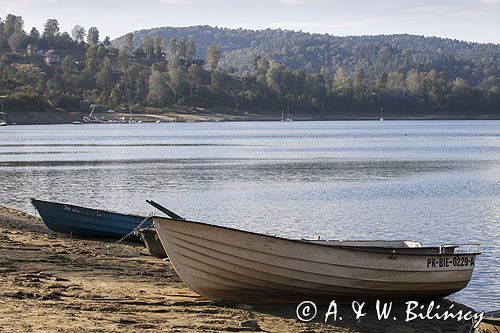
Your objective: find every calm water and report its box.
[0,121,498,311]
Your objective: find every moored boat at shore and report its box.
[153,215,480,303]
[31,198,152,241]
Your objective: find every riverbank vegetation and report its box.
[0,15,499,121]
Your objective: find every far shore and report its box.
[2,108,500,125]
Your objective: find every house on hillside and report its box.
[131,46,165,62]
[132,46,148,61]
[26,44,38,56]
[168,57,206,68]
[43,49,60,66]
[189,58,205,67]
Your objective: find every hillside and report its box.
[1,14,499,124]
[113,26,500,87]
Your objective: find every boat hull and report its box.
[154,217,478,303]
[139,228,168,258]
[32,199,152,241]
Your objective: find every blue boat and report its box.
[31,198,153,241]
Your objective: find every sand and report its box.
[0,205,482,332]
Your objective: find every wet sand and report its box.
[0,205,481,332]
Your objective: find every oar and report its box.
[146,200,185,220]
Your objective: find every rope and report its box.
[116,212,154,244]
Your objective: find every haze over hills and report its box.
[113,25,500,86]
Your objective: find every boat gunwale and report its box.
[152,216,481,257]
[31,198,148,220]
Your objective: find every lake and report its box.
[0,120,498,311]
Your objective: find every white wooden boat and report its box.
[153,216,480,303]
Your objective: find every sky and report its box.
[1,0,499,43]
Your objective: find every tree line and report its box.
[117,26,500,87]
[0,15,499,118]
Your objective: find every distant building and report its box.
[132,46,148,60]
[43,49,60,66]
[131,46,164,62]
[167,57,206,68]
[189,58,206,67]
[26,44,38,56]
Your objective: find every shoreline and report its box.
[3,115,500,126]
[1,108,499,126]
[0,204,491,332]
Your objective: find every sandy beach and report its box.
[0,205,486,332]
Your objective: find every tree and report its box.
[306,73,326,108]
[87,26,99,45]
[147,68,169,105]
[59,55,80,93]
[266,61,287,99]
[353,66,367,97]
[406,69,424,96]
[8,31,23,53]
[153,35,161,62]
[71,25,86,43]
[61,55,77,76]
[168,38,178,64]
[210,69,222,92]
[96,58,113,105]
[186,39,196,60]
[375,72,388,91]
[0,20,5,46]
[122,32,134,55]
[178,38,187,59]
[4,15,21,38]
[207,44,220,71]
[103,36,111,47]
[168,63,187,97]
[84,45,104,76]
[387,72,405,91]
[142,35,153,59]
[332,67,352,95]
[8,17,24,53]
[255,56,270,76]
[450,77,469,95]
[424,69,445,104]
[11,63,45,93]
[43,19,59,48]
[187,64,202,94]
[29,27,40,39]
[96,57,112,87]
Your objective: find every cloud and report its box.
[0,0,57,5]
[405,4,485,19]
[159,0,194,4]
[407,5,453,14]
[481,0,500,3]
[268,18,384,33]
[279,0,317,5]
[0,0,58,11]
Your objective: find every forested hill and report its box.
[1,14,499,123]
[113,26,500,86]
